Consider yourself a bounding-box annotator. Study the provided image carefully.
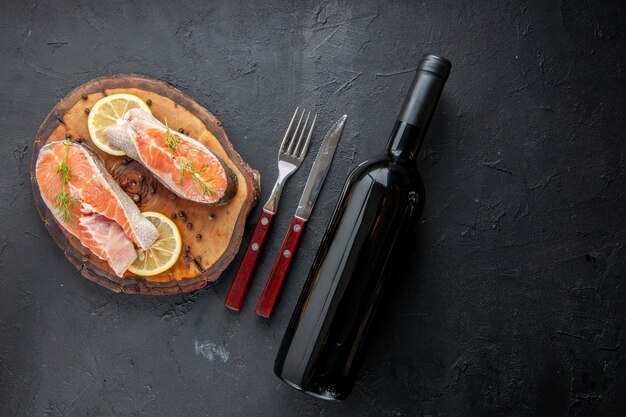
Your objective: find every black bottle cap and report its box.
[397,54,451,129]
[417,54,451,80]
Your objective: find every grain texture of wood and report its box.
[30,74,260,295]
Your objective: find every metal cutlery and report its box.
[225,108,316,311]
[255,114,347,318]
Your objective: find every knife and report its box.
[255,115,347,318]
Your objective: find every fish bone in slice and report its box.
[36,141,159,277]
[104,108,237,205]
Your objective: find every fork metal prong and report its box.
[279,107,299,152]
[264,107,314,213]
[292,111,310,158]
[298,113,317,160]
[287,109,305,154]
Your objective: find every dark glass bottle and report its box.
[274,55,451,400]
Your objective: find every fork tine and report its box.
[286,109,305,154]
[298,113,317,159]
[279,107,299,152]
[291,111,310,157]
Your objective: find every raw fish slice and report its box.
[35,141,159,277]
[78,213,137,276]
[104,108,237,205]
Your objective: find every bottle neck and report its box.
[385,120,423,161]
[386,55,450,162]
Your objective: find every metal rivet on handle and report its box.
[293,224,301,232]
[283,250,291,258]
[251,243,259,251]
[261,217,269,226]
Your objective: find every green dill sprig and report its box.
[164,118,215,198]
[179,158,216,198]
[53,139,79,224]
[164,118,179,152]
[53,187,79,224]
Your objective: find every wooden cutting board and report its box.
[30,74,260,295]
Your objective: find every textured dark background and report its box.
[1,0,625,416]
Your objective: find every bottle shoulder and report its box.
[349,156,425,191]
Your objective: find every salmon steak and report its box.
[35,141,159,277]
[104,108,237,205]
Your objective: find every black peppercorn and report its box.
[84,108,90,114]
[196,234,202,241]
[81,94,88,100]
[146,98,152,105]
[178,128,184,133]
[186,222,193,230]
[170,213,177,220]
[65,132,71,139]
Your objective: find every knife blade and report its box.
[294,114,347,220]
[256,115,347,318]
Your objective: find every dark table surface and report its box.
[1,0,625,416]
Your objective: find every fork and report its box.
[225,108,316,311]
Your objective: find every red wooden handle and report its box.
[256,216,307,318]
[225,209,275,311]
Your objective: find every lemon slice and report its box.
[87,93,151,156]
[128,212,182,277]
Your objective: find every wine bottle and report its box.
[274,55,451,400]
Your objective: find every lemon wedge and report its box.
[87,93,151,156]
[128,212,182,277]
